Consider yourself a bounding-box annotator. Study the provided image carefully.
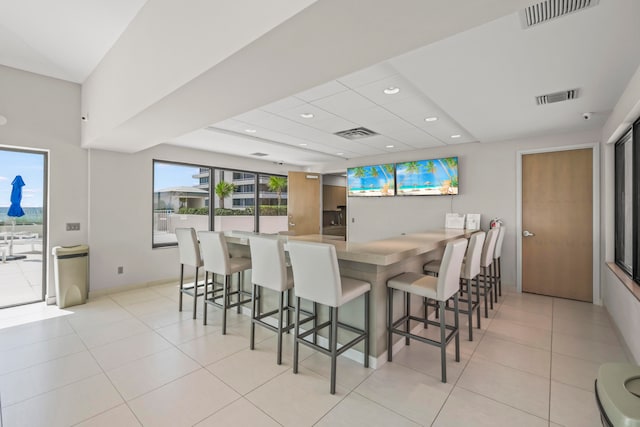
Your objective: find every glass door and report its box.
[0,147,47,308]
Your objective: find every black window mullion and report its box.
[633,119,640,283]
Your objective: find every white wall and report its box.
[0,65,86,301]
[87,144,302,291]
[316,129,601,288]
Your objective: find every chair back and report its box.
[249,236,289,292]
[480,228,499,268]
[461,231,485,280]
[437,238,468,300]
[199,231,231,275]
[287,240,342,307]
[175,228,202,268]
[494,226,506,259]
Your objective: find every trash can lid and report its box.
[52,245,89,256]
[597,363,640,427]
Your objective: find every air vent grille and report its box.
[521,0,599,28]
[334,127,378,140]
[535,89,579,105]
[250,152,269,157]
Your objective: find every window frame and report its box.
[152,159,287,248]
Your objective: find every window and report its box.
[614,119,640,284]
[152,161,289,246]
[152,161,209,247]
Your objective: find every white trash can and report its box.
[52,245,89,308]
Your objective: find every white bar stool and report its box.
[287,240,371,395]
[249,236,314,365]
[175,228,204,319]
[478,228,499,317]
[387,238,467,383]
[492,226,506,301]
[199,231,251,334]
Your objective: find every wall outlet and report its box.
[66,223,80,231]
[352,217,355,223]
[117,266,124,274]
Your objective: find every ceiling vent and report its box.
[334,127,378,140]
[520,0,599,28]
[250,152,269,157]
[535,89,579,105]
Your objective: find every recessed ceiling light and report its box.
[300,113,314,119]
[245,128,257,133]
[336,152,344,155]
[450,134,462,139]
[299,143,308,146]
[385,145,395,148]
[383,87,400,95]
[424,116,438,122]
[0,115,7,126]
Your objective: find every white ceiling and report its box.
[1,0,639,167]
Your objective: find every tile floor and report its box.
[0,283,630,426]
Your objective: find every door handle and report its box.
[523,230,535,237]
[289,222,296,227]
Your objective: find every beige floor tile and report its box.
[254,332,317,363]
[552,332,628,364]
[122,296,176,317]
[137,309,195,330]
[550,380,602,427]
[0,333,86,375]
[66,304,134,331]
[74,316,151,348]
[155,317,219,345]
[106,347,200,400]
[433,387,548,427]
[0,316,73,351]
[128,369,240,427]
[75,404,142,427]
[552,300,611,327]
[457,358,550,419]
[206,347,290,395]
[300,351,373,391]
[485,317,552,350]
[89,330,173,371]
[474,335,551,378]
[1,374,123,427]
[551,352,601,391]
[553,314,621,345]
[500,294,553,317]
[493,303,552,330]
[0,350,102,405]
[195,397,280,426]
[316,391,420,426]
[178,330,249,365]
[391,338,470,382]
[246,367,346,426]
[354,362,453,425]
[110,288,166,306]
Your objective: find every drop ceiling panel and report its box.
[354,75,415,105]
[274,103,339,124]
[340,106,403,126]
[295,80,349,102]
[308,116,360,133]
[260,96,306,114]
[312,90,378,117]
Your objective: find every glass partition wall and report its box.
[152,160,287,247]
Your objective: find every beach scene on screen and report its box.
[396,157,458,196]
[347,164,395,197]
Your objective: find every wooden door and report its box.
[522,148,593,301]
[288,172,320,235]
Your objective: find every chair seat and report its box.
[423,260,441,274]
[228,257,251,274]
[387,272,438,300]
[339,276,371,306]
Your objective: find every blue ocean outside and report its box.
[0,207,43,224]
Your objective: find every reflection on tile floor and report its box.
[0,283,630,426]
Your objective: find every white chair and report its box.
[492,226,506,300]
[199,231,251,334]
[249,236,313,365]
[387,238,467,383]
[478,228,499,318]
[459,231,485,340]
[175,228,204,319]
[287,240,371,395]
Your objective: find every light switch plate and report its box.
[66,223,80,231]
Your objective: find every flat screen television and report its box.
[396,157,459,196]
[347,164,396,197]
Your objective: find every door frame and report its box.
[516,143,601,304]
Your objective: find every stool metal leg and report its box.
[466,279,473,341]
[454,293,460,362]
[387,287,394,362]
[293,296,301,374]
[277,291,285,365]
[250,283,257,350]
[192,266,199,319]
[222,275,228,335]
[330,306,339,395]
[475,276,481,329]
[179,264,184,312]
[203,272,209,325]
[364,291,370,368]
[405,292,411,346]
[439,301,447,383]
